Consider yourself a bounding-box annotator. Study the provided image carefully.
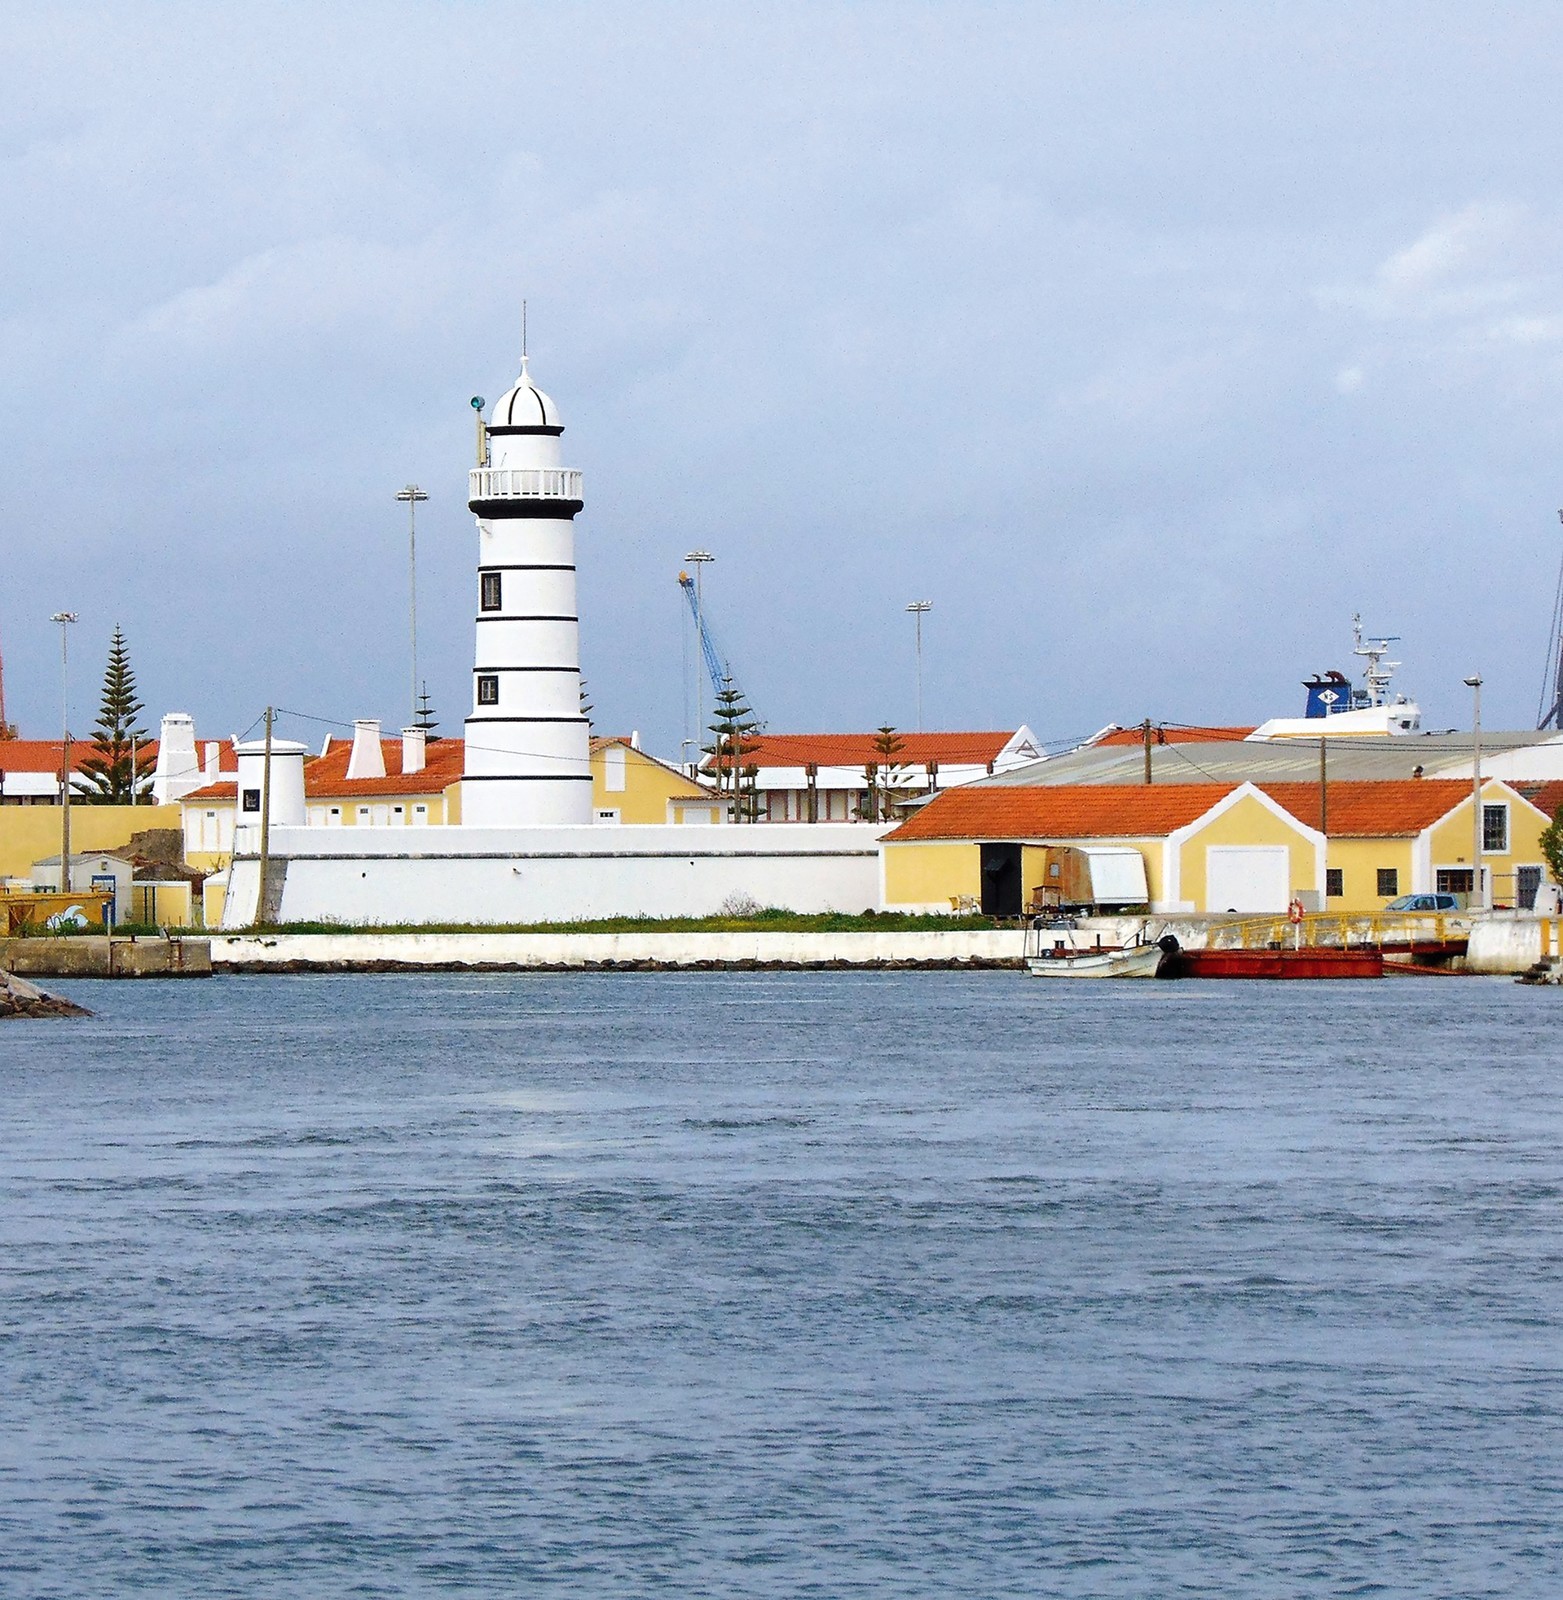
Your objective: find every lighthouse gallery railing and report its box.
[469,467,583,501]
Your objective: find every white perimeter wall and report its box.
[222,822,889,927]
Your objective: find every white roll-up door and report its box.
[1205,846,1290,913]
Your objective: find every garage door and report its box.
[1205,846,1290,913]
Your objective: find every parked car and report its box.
[1384,892,1461,913]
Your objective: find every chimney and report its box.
[203,741,220,780]
[401,726,426,776]
[347,719,385,780]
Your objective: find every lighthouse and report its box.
[462,356,592,826]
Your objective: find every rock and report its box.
[0,971,91,1018]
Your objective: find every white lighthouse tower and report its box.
[462,356,592,826]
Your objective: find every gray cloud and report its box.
[4,2,1563,750]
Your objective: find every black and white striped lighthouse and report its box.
[462,356,592,826]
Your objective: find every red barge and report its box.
[1171,946,1384,980]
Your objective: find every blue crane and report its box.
[679,570,731,702]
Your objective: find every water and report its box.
[1,973,1559,1597]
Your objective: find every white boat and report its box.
[1023,918,1170,978]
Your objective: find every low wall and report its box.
[222,822,890,928]
[212,929,1025,971]
[0,936,213,977]
[1464,916,1563,975]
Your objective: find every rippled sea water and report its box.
[1,973,1560,1597]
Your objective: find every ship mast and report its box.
[1351,613,1401,708]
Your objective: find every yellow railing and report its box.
[1203,910,1469,951]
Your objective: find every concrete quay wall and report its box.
[0,936,213,978]
[1464,915,1563,975]
[212,929,1026,972]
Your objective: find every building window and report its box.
[1436,868,1474,895]
[1377,868,1399,898]
[477,674,499,705]
[241,788,260,813]
[1325,868,1343,898]
[1482,803,1508,853]
[480,571,502,611]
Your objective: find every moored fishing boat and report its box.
[1023,918,1172,978]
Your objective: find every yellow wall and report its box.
[1324,838,1415,912]
[0,803,182,879]
[883,841,982,907]
[1176,794,1318,912]
[1426,784,1549,906]
[591,742,711,825]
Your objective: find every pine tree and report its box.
[861,724,907,822]
[75,626,151,804]
[705,677,760,822]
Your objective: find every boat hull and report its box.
[1025,945,1165,978]
[1174,948,1384,980]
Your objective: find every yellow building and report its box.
[1259,778,1554,911]
[882,783,1324,915]
[590,736,720,824]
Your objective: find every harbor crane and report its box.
[679,568,761,812]
[1539,510,1563,730]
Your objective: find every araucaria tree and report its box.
[75,626,152,804]
[861,724,908,823]
[706,677,761,822]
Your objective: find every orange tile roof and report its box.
[0,738,164,772]
[1520,781,1563,821]
[304,737,466,799]
[735,732,1018,770]
[1093,724,1256,746]
[1259,780,1474,836]
[885,783,1242,841]
[183,779,237,801]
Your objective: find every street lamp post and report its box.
[906,601,933,731]
[50,612,77,899]
[396,485,429,727]
[1464,674,1484,910]
[684,549,715,769]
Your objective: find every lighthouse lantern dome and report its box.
[488,357,561,429]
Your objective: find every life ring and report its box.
[1288,899,1306,925]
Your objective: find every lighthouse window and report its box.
[480,572,502,611]
[477,674,499,706]
[241,788,261,813]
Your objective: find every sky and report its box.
[5,2,1563,755]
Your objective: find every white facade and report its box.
[463,358,592,827]
[233,738,309,827]
[221,823,889,928]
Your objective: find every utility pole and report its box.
[396,485,429,727]
[1319,736,1328,837]
[50,612,76,899]
[906,601,932,731]
[1142,718,1153,785]
[1465,674,1484,910]
[257,705,274,927]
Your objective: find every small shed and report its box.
[32,852,134,924]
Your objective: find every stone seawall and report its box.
[212,930,1026,972]
[0,937,213,978]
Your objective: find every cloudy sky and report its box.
[5,3,1563,753]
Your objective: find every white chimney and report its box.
[150,712,200,804]
[203,741,220,780]
[401,726,426,776]
[347,719,385,780]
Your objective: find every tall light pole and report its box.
[906,601,933,731]
[51,612,77,899]
[396,485,429,726]
[685,549,714,767]
[1464,673,1483,910]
